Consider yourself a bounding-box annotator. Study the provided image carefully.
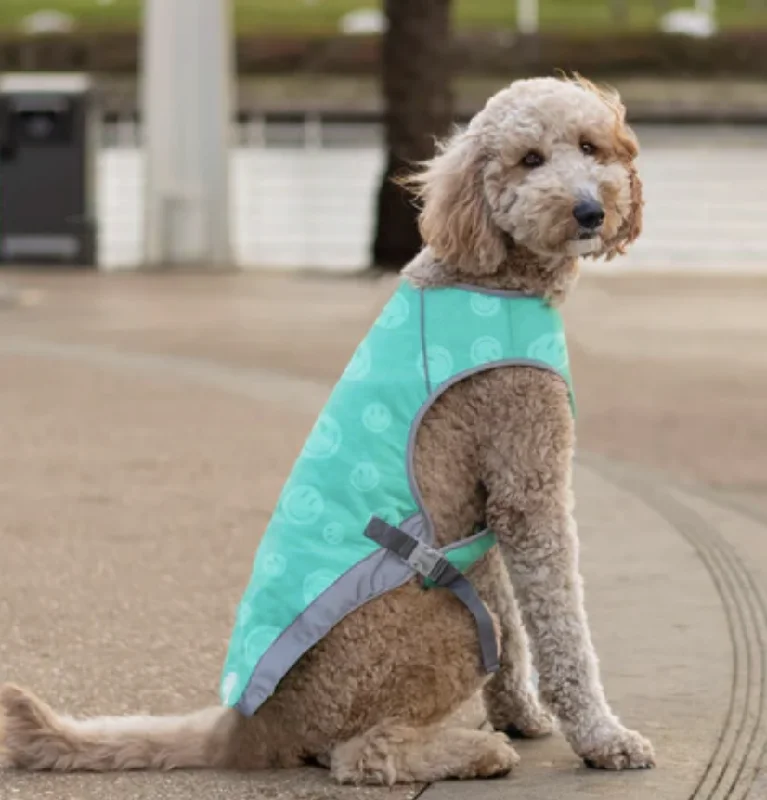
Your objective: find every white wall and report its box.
[98,127,767,273]
[99,148,384,272]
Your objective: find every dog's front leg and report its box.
[482,452,655,770]
[474,549,554,738]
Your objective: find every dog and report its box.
[0,75,653,784]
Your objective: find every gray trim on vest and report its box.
[442,572,500,672]
[234,514,426,716]
[453,284,535,299]
[364,517,500,673]
[405,358,568,547]
[441,527,494,554]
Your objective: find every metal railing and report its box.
[96,112,387,271]
[97,111,484,150]
[94,114,767,273]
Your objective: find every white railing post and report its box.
[304,114,323,150]
[245,115,266,148]
[142,0,234,267]
[517,0,539,34]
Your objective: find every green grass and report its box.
[0,0,766,33]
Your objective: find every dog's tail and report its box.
[0,683,240,771]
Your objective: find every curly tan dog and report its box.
[0,75,654,784]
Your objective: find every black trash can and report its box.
[0,73,98,267]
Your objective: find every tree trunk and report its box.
[372,0,453,270]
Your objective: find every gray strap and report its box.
[365,517,500,673]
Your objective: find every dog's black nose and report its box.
[573,199,605,230]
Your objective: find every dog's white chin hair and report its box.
[566,237,603,257]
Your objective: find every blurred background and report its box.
[0,2,765,487]
[1,10,766,798]
[1,0,766,484]
[1,0,766,272]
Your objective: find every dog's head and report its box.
[408,76,643,275]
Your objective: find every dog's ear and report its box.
[571,75,643,260]
[604,112,643,260]
[402,130,507,275]
[621,154,644,250]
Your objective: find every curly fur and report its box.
[405,74,642,278]
[0,75,653,783]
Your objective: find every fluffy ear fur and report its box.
[620,157,644,254]
[403,130,507,275]
[571,75,643,259]
[605,121,643,260]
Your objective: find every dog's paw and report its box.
[576,719,655,770]
[467,732,520,779]
[488,691,555,740]
[503,706,555,740]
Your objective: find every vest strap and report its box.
[364,517,500,673]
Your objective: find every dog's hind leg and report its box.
[330,721,519,785]
[442,689,493,732]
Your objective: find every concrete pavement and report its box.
[1,269,766,799]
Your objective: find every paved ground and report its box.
[1,269,766,799]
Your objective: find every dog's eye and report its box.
[521,150,544,168]
[580,140,597,156]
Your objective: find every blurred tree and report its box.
[372,0,453,270]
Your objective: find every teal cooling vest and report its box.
[221,280,575,715]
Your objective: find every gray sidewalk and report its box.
[1,270,766,799]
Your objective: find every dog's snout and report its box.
[573,199,605,230]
